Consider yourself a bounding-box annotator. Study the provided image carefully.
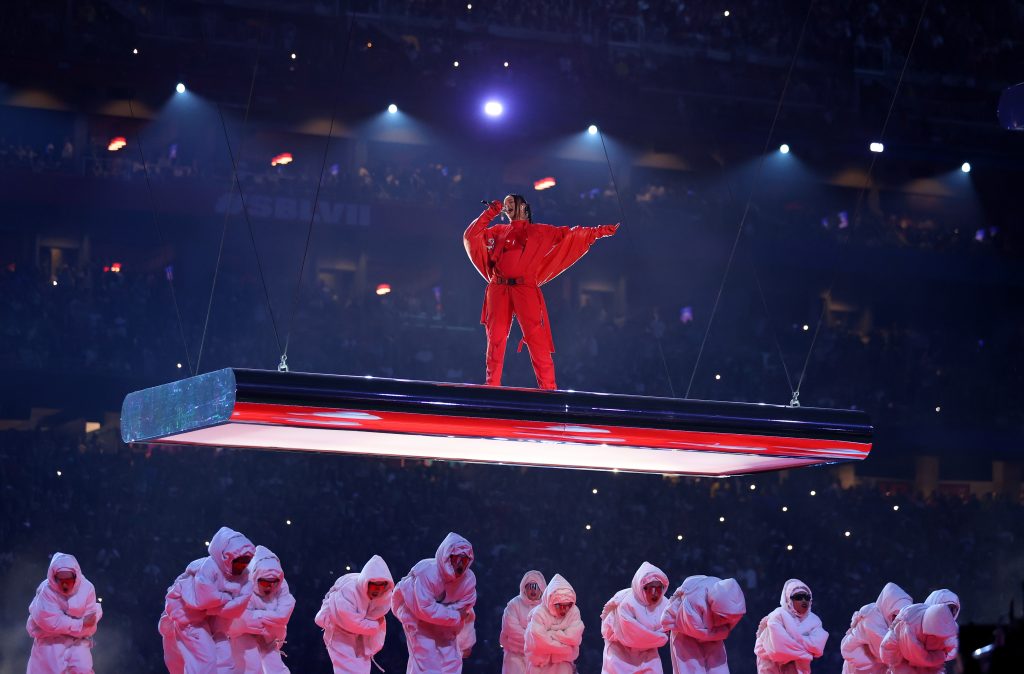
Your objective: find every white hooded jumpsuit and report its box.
[500,571,547,674]
[879,603,958,674]
[840,582,912,674]
[392,533,477,674]
[661,575,746,674]
[226,546,295,674]
[923,589,959,661]
[523,574,585,674]
[26,552,103,674]
[754,579,828,674]
[601,561,670,674]
[158,526,255,674]
[315,555,394,674]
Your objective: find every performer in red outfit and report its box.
[463,194,618,390]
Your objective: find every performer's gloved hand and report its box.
[597,223,620,238]
[483,200,502,216]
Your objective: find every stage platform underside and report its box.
[120,369,872,476]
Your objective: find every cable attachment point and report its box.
[277,354,289,372]
[789,390,801,407]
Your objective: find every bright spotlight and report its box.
[869,142,884,153]
[503,61,509,68]
[484,100,504,117]
[724,10,731,17]
[387,103,398,114]
[453,60,460,68]
[376,283,392,296]
[132,48,138,55]
[779,143,790,154]
[588,124,598,135]
[175,82,186,94]
[961,162,971,173]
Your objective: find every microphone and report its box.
[480,200,490,206]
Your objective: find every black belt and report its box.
[491,276,528,286]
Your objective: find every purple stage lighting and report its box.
[484,100,504,117]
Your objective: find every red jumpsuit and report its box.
[463,201,618,390]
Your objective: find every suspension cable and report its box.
[684,0,818,399]
[126,98,196,376]
[195,11,284,372]
[597,129,677,397]
[793,0,930,405]
[277,15,355,373]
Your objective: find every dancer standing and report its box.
[464,195,618,389]
[501,570,547,674]
[524,574,585,674]
[879,603,958,674]
[600,561,670,673]
[26,553,102,674]
[754,579,828,674]
[159,526,254,674]
[392,533,477,674]
[661,575,746,674]
[226,545,295,674]
[923,589,960,662]
[316,555,393,674]
[840,582,912,674]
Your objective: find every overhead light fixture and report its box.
[107,137,127,152]
[869,142,884,153]
[533,177,557,191]
[175,82,186,94]
[271,152,293,167]
[484,100,503,117]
